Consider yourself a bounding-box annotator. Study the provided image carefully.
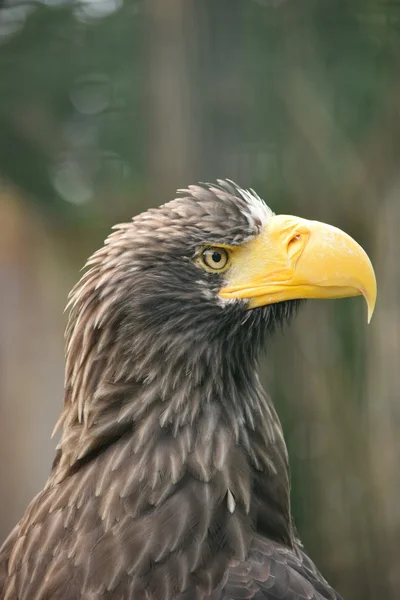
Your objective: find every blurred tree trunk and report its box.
[146,0,249,196]
[0,186,67,541]
[146,0,198,198]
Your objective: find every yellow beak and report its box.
[219,215,377,322]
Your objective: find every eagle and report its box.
[0,181,376,599]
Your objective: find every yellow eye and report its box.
[201,247,229,271]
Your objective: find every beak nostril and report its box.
[287,233,305,260]
[288,234,301,248]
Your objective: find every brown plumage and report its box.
[0,181,349,599]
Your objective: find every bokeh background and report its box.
[0,0,399,598]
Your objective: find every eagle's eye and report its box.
[201,247,230,271]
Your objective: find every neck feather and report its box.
[50,269,294,549]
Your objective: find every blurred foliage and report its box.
[0,0,146,224]
[1,0,398,221]
[1,1,400,599]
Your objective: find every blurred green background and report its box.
[0,1,399,598]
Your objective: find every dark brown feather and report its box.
[0,181,341,599]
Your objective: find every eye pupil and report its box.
[212,251,221,263]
